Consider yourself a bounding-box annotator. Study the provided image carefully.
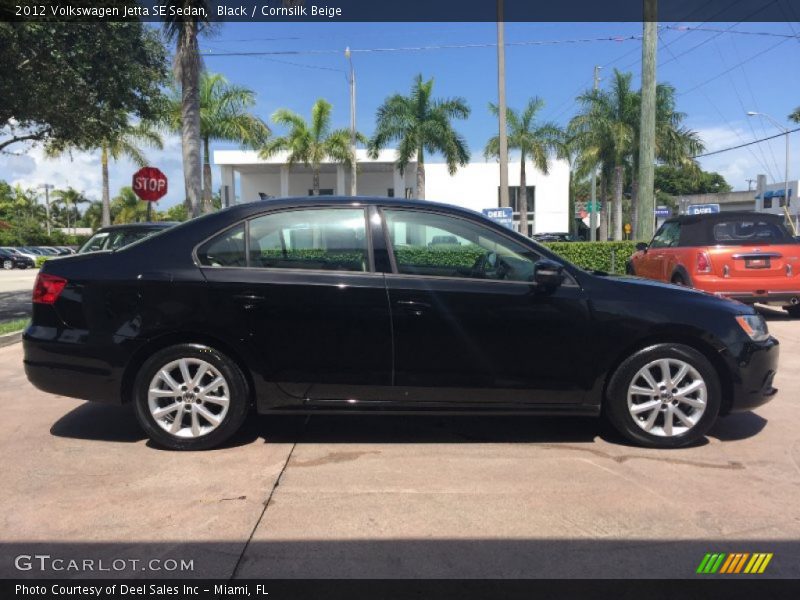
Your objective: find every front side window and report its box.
[383,209,539,282]
[249,208,368,272]
[650,222,680,248]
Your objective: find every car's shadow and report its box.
[50,403,768,449]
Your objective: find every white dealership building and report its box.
[214,149,571,235]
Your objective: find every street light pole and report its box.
[345,47,357,197]
[496,0,510,211]
[589,65,602,241]
[747,111,795,232]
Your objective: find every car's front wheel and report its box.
[2,259,12,270]
[133,344,250,450]
[604,343,721,448]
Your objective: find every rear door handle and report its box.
[233,293,266,308]
[395,299,431,316]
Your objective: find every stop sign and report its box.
[132,167,168,202]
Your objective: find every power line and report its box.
[693,127,800,158]
[201,34,644,57]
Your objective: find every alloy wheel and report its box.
[147,358,230,439]
[626,358,707,437]
[2,260,12,270]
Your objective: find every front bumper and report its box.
[724,336,780,413]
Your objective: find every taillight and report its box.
[32,273,67,304]
[696,252,712,274]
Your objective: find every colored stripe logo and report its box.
[697,552,773,574]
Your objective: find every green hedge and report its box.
[34,256,52,268]
[541,241,637,274]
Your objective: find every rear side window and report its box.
[710,218,793,245]
[248,208,368,272]
[197,223,247,267]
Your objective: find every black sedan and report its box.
[0,248,35,269]
[23,197,779,450]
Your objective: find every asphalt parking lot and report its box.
[0,269,37,321]
[1,309,799,580]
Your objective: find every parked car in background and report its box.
[78,222,178,254]
[628,212,800,316]
[0,247,37,263]
[0,248,35,269]
[25,197,778,451]
[532,232,578,243]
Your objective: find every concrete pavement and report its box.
[1,315,799,579]
[0,269,37,321]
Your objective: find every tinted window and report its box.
[197,223,247,267]
[384,209,539,282]
[711,218,793,245]
[248,208,368,272]
[650,222,680,248]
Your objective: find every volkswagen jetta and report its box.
[23,197,779,450]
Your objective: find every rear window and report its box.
[710,218,794,245]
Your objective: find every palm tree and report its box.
[485,98,563,237]
[569,70,637,241]
[790,107,800,123]
[260,99,361,195]
[112,186,150,224]
[163,72,270,214]
[47,119,163,227]
[369,74,470,199]
[100,121,163,227]
[51,188,89,235]
[162,0,210,219]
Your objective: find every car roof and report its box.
[93,221,180,233]
[665,211,783,225]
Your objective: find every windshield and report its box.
[78,228,163,253]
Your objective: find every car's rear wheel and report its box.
[133,344,250,450]
[671,273,687,286]
[604,343,721,448]
[2,260,12,270]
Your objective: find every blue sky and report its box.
[4,21,799,208]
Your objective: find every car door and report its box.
[380,207,592,407]
[196,206,392,405]
[637,222,677,281]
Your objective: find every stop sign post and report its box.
[132,167,168,221]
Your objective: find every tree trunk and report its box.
[415,149,425,199]
[202,136,213,214]
[312,167,320,195]
[599,173,608,241]
[630,176,639,240]
[613,164,623,241]
[518,154,528,237]
[179,21,203,219]
[101,145,111,227]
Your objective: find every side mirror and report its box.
[635,242,648,252]
[533,259,565,291]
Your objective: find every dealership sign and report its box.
[482,207,514,229]
[687,203,721,215]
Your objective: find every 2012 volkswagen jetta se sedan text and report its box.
[23,197,779,450]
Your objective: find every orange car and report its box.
[628,212,800,317]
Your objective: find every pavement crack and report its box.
[227,416,308,583]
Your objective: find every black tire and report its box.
[786,305,800,318]
[604,343,721,449]
[625,261,635,275]
[133,343,250,450]
[671,273,687,286]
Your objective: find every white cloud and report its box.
[1,134,187,209]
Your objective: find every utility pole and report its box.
[497,0,510,210]
[345,47,357,196]
[589,65,602,241]
[636,0,658,240]
[747,111,795,232]
[38,183,53,236]
[746,178,756,191]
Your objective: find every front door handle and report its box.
[233,293,266,309]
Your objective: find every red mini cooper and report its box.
[628,212,800,316]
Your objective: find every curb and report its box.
[0,331,22,348]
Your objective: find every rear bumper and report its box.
[712,290,800,306]
[23,326,128,404]
[725,336,780,413]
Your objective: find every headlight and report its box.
[735,314,770,342]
